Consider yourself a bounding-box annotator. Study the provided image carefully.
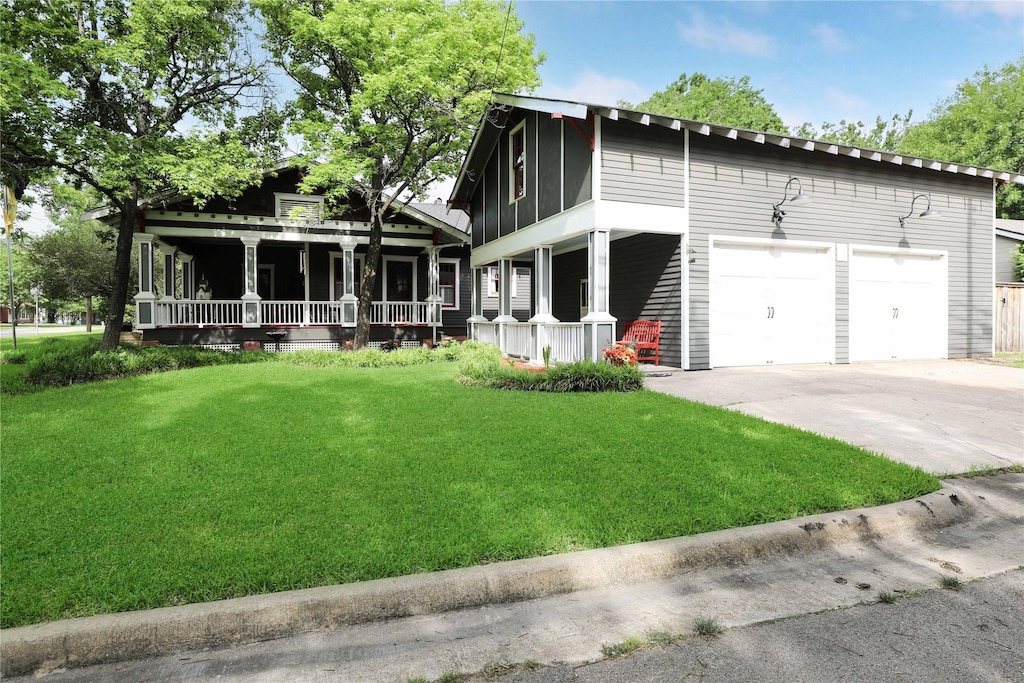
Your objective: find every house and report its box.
[448,93,1024,368]
[96,163,475,349]
[995,219,1023,283]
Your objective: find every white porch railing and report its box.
[471,321,586,364]
[152,300,432,327]
[156,300,244,326]
[505,323,534,360]
[546,323,586,363]
[476,322,498,346]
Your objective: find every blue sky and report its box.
[516,0,1023,129]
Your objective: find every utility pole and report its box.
[3,186,17,350]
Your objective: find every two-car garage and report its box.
[708,237,948,368]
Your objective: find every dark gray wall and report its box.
[609,234,682,366]
[470,108,594,247]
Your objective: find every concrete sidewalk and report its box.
[4,473,1022,682]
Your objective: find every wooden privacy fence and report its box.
[996,283,1024,353]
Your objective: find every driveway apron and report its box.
[643,360,1024,475]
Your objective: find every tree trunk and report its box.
[354,214,383,349]
[101,199,137,350]
[85,295,93,332]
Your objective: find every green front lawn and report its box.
[0,355,938,628]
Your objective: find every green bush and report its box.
[22,343,271,388]
[285,339,501,369]
[459,359,644,392]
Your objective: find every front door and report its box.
[386,259,415,301]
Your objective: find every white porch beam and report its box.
[133,234,157,329]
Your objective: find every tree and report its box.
[1013,243,1024,282]
[899,57,1024,219]
[1,0,280,349]
[0,236,34,322]
[27,186,122,330]
[258,0,542,348]
[626,73,788,134]
[795,111,914,151]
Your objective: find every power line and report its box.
[492,0,513,90]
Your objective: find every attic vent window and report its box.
[275,193,325,223]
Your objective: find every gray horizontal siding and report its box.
[610,233,682,366]
[996,234,1020,282]
[481,266,532,320]
[687,134,994,368]
[601,119,685,207]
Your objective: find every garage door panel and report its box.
[850,250,947,362]
[711,240,835,368]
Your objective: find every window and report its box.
[509,121,526,201]
[487,266,517,298]
[439,260,459,308]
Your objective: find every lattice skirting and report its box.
[200,340,425,353]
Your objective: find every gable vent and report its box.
[275,193,324,223]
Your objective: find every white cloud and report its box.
[676,10,776,58]
[943,0,1023,18]
[539,69,649,107]
[811,23,852,52]
[825,87,868,114]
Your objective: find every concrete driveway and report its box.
[643,360,1024,475]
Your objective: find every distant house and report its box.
[449,93,1024,368]
[92,164,473,349]
[995,219,1023,283]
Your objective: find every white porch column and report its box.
[159,244,177,300]
[133,234,157,330]
[179,254,194,300]
[582,229,616,362]
[467,267,488,340]
[493,258,517,355]
[529,245,558,363]
[240,236,261,328]
[341,243,357,327]
[425,246,442,334]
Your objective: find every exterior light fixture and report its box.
[898,194,941,228]
[772,177,812,227]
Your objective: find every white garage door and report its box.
[710,239,835,367]
[849,249,947,361]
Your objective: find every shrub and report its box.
[459,359,643,393]
[22,343,270,388]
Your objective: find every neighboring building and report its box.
[91,164,474,349]
[449,93,1024,368]
[995,219,1024,283]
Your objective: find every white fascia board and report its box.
[148,210,434,236]
[144,225,434,248]
[470,201,596,268]
[594,200,687,234]
[492,92,588,120]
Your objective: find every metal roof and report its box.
[450,92,1024,205]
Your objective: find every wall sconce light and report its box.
[772,177,812,227]
[898,194,941,228]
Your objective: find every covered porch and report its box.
[132,229,460,349]
[467,204,685,366]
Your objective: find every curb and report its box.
[0,482,980,678]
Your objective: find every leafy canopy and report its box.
[259,0,543,205]
[627,73,788,134]
[900,57,1024,219]
[1,0,281,348]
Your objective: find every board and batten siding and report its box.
[469,110,593,249]
[686,134,995,369]
[600,119,685,207]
